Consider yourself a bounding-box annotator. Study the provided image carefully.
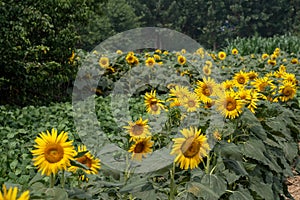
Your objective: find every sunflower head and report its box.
[99,57,110,68]
[128,137,154,161]
[279,82,297,102]
[170,127,210,170]
[145,57,156,67]
[194,77,217,103]
[261,53,269,60]
[231,48,238,55]
[291,58,299,64]
[123,118,151,138]
[216,91,244,119]
[31,128,75,176]
[202,65,212,76]
[177,55,187,65]
[234,71,249,86]
[218,51,226,60]
[69,145,101,178]
[181,92,200,112]
[144,90,165,115]
[0,184,30,200]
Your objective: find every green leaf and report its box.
[229,187,254,200]
[188,174,226,200]
[120,177,151,193]
[249,178,273,200]
[70,159,89,170]
[44,188,68,200]
[239,138,266,163]
[223,159,248,176]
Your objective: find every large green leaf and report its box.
[229,187,254,200]
[249,177,273,200]
[188,174,226,200]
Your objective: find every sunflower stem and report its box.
[50,173,55,188]
[169,161,176,200]
[61,170,65,188]
[205,153,210,174]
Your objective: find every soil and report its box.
[287,174,300,200]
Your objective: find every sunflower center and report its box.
[202,85,212,96]
[77,155,92,168]
[259,82,268,91]
[226,99,237,111]
[283,86,293,96]
[134,142,145,153]
[237,77,245,84]
[150,103,159,111]
[132,125,144,136]
[44,144,64,163]
[181,137,200,158]
[187,100,196,107]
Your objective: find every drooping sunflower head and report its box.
[251,77,276,93]
[31,128,75,176]
[123,118,151,138]
[177,55,187,65]
[218,51,226,60]
[181,92,200,112]
[291,58,299,64]
[194,77,217,103]
[99,56,110,68]
[279,82,297,102]
[215,91,244,119]
[261,53,269,60]
[128,137,154,161]
[145,57,156,67]
[69,145,101,177]
[233,71,249,86]
[0,185,30,200]
[170,127,210,170]
[267,59,276,66]
[144,90,165,115]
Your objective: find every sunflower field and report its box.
[1,43,300,200]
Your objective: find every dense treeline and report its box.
[1,0,299,106]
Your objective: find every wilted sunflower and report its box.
[128,137,154,161]
[99,57,109,68]
[144,90,165,115]
[216,91,244,119]
[279,82,297,102]
[0,185,30,200]
[69,145,101,180]
[145,57,156,67]
[177,55,186,65]
[194,77,217,103]
[181,92,200,112]
[170,127,210,170]
[123,118,151,138]
[218,51,226,60]
[31,129,75,176]
[234,71,249,86]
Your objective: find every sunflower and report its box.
[261,53,269,60]
[291,58,299,64]
[267,59,276,66]
[123,118,151,138]
[237,87,251,101]
[99,57,109,68]
[222,80,234,90]
[283,73,297,85]
[234,71,249,86]
[247,71,258,80]
[170,127,210,170]
[279,82,297,102]
[231,48,238,55]
[69,145,101,179]
[218,51,226,60]
[177,55,186,65]
[116,50,123,54]
[274,65,286,78]
[247,90,259,113]
[194,77,217,103]
[31,129,75,176]
[0,185,29,200]
[202,65,211,76]
[144,90,165,115]
[128,137,154,161]
[169,85,190,100]
[251,77,276,93]
[215,91,244,119]
[145,57,156,67]
[126,53,137,65]
[155,49,162,54]
[181,92,200,112]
